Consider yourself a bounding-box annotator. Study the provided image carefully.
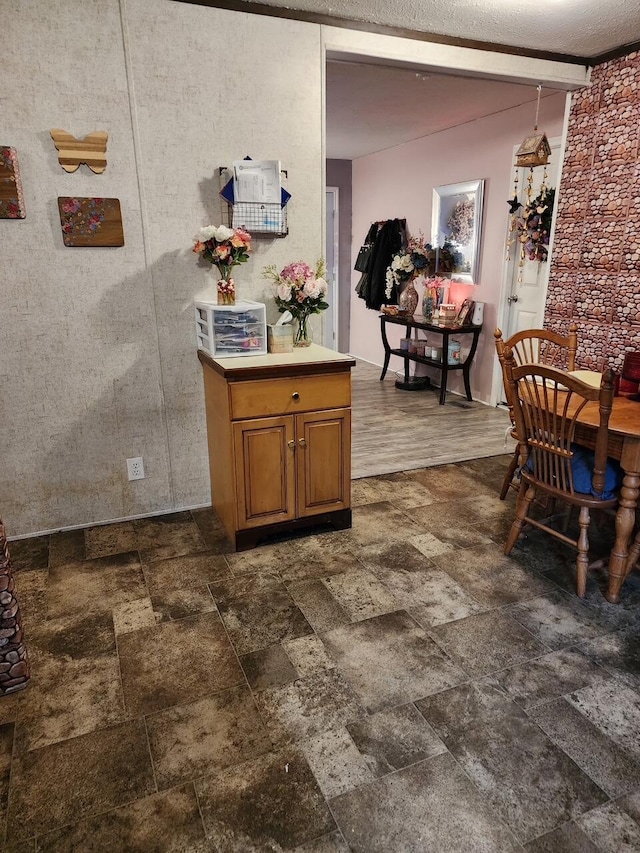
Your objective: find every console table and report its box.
[379,314,483,405]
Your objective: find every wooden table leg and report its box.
[606,468,640,603]
[462,362,473,401]
[379,317,391,380]
[439,364,448,405]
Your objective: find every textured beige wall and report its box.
[2,0,322,536]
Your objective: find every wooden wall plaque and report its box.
[0,147,26,219]
[50,129,108,174]
[57,197,124,247]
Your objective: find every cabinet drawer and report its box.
[230,373,350,419]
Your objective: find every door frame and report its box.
[324,186,340,350]
[490,96,572,406]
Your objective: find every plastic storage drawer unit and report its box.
[195,300,267,358]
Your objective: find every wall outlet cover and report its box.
[126,457,145,480]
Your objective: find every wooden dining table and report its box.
[570,394,640,602]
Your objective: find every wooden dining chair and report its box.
[627,529,640,574]
[494,324,578,500]
[502,354,618,597]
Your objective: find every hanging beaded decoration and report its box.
[506,85,554,282]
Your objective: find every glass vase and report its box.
[398,280,418,316]
[422,287,435,321]
[217,275,235,305]
[294,313,312,347]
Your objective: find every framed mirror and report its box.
[431,179,484,284]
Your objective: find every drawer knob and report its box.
[298,438,307,447]
[287,440,296,449]
[292,392,300,401]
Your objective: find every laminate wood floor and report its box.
[351,359,513,479]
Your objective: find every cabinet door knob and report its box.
[298,438,307,447]
[292,392,300,401]
[287,440,296,449]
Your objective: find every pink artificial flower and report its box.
[215,245,231,259]
[61,198,81,214]
[281,262,314,283]
[231,228,251,248]
[193,241,206,254]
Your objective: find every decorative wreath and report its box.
[447,198,475,245]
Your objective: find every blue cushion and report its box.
[525,444,623,500]
[570,445,623,500]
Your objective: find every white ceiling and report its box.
[246,0,640,59]
[326,61,564,159]
[240,0,639,160]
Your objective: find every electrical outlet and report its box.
[126,457,145,481]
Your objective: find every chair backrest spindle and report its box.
[503,349,615,501]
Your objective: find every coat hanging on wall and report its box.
[50,129,108,174]
[355,218,407,311]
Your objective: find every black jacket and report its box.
[355,218,407,311]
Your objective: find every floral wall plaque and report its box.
[0,147,26,219]
[57,197,124,247]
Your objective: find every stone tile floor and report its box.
[2,455,640,852]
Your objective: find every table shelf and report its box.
[380,314,483,405]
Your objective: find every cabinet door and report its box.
[233,416,296,529]
[295,408,351,517]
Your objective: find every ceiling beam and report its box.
[173,0,592,66]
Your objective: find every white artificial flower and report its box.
[212,225,234,242]
[199,224,234,242]
[303,279,321,298]
[277,282,291,301]
[316,277,328,294]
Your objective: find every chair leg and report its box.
[576,506,590,598]
[505,484,535,555]
[500,448,519,501]
[626,532,640,576]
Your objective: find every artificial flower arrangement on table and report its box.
[384,234,431,301]
[192,224,252,305]
[384,233,433,315]
[263,259,329,347]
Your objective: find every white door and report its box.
[502,136,562,338]
[324,187,339,350]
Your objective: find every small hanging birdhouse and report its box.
[515,133,551,167]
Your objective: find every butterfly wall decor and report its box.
[50,129,108,174]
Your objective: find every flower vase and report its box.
[294,313,312,347]
[399,280,419,316]
[217,276,235,306]
[422,287,435,321]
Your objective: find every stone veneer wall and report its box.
[545,50,640,371]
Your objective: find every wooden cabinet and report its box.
[198,345,355,550]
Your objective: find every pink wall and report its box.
[545,51,640,369]
[350,93,566,403]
